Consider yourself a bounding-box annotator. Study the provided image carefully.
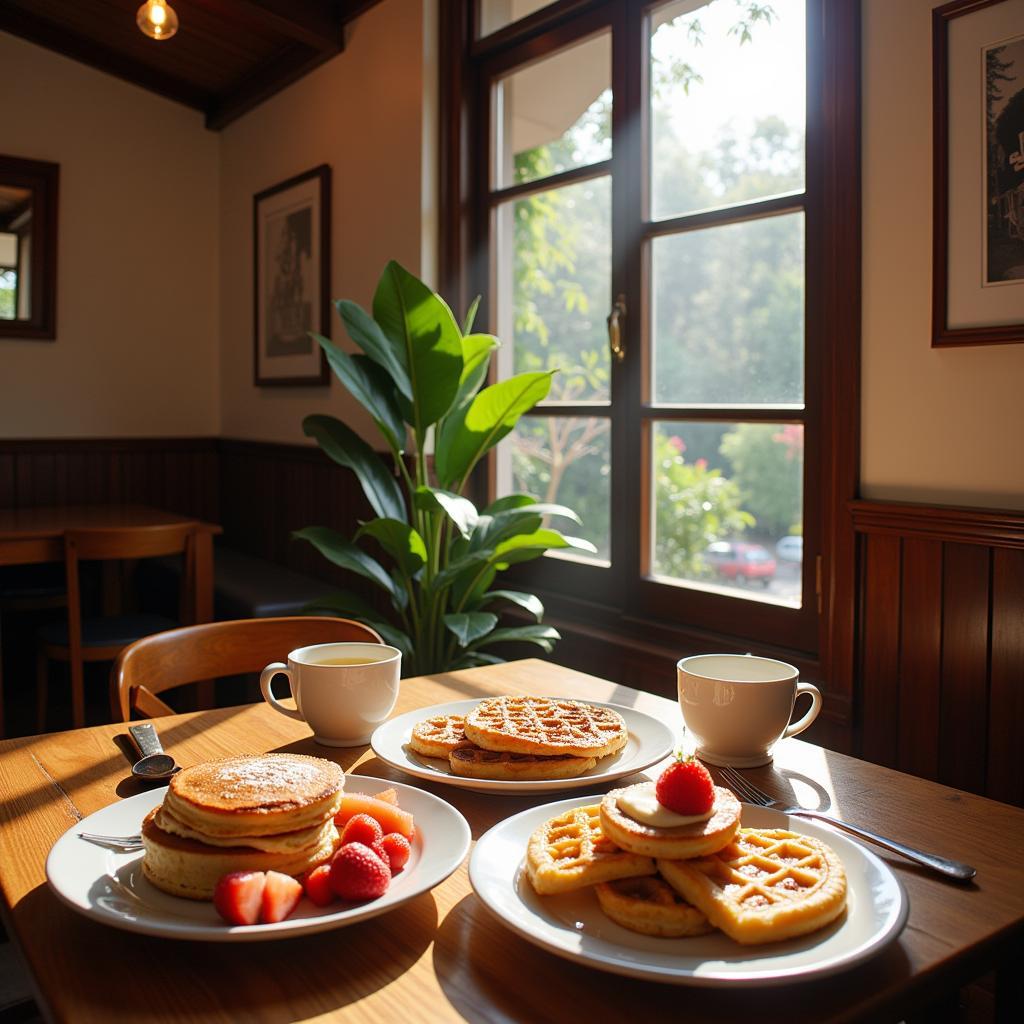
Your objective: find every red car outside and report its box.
[704,541,777,587]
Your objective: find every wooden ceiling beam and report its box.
[0,5,211,113]
[195,1,346,53]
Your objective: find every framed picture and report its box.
[253,165,330,385]
[933,0,1024,346]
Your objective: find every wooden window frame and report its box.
[440,0,861,721]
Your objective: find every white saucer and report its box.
[46,776,470,942]
[370,698,676,794]
[469,799,908,985]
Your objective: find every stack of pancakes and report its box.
[409,696,628,781]
[525,783,847,944]
[142,753,344,900]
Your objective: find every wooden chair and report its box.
[110,616,384,722]
[37,523,199,730]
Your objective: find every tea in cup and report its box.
[677,654,821,767]
[260,642,401,747]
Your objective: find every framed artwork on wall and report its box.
[253,164,331,385]
[933,0,1024,346]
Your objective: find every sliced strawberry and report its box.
[380,832,411,873]
[213,871,266,926]
[261,870,304,923]
[330,841,391,902]
[341,812,384,848]
[301,865,335,908]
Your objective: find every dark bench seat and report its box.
[139,546,337,621]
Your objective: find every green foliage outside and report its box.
[0,270,15,320]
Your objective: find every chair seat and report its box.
[38,614,179,650]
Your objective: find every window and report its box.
[444,0,859,662]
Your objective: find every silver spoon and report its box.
[128,723,178,780]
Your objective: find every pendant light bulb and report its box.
[137,0,179,41]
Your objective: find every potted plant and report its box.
[297,260,594,676]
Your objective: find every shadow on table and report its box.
[17,882,439,1022]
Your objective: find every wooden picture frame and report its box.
[933,0,1024,346]
[253,165,331,385]
[0,154,58,341]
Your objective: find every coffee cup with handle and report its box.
[260,642,401,747]
[677,653,821,767]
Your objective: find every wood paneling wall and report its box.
[852,500,1024,806]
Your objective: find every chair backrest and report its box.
[110,615,385,721]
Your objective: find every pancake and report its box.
[153,805,335,854]
[449,746,597,780]
[163,754,344,838]
[141,809,339,900]
[599,784,741,859]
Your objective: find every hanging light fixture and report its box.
[136,0,179,41]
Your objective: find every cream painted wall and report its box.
[218,0,434,445]
[0,32,219,438]
[861,0,1024,509]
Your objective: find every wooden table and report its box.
[0,660,1021,1023]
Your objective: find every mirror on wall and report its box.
[0,155,58,340]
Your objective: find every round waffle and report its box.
[599,784,741,859]
[464,696,628,759]
[526,803,656,895]
[163,754,344,838]
[657,827,848,945]
[595,875,714,937]
[449,747,596,780]
[408,714,473,758]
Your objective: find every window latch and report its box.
[607,294,627,363]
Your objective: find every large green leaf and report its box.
[355,519,427,577]
[493,528,594,561]
[429,550,492,593]
[467,512,543,554]
[414,487,479,539]
[479,589,544,620]
[483,494,581,524]
[335,299,412,401]
[292,527,406,608]
[312,334,405,451]
[461,295,481,334]
[373,261,464,430]
[451,333,498,412]
[469,624,561,653]
[443,612,498,647]
[435,371,554,488]
[303,415,405,522]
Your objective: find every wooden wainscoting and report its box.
[0,437,219,521]
[852,500,1024,806]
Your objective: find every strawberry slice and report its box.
[261,870,304,923]
[301,865,335,908]
[213,871,266,926]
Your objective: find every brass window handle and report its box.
[607,294,627,362]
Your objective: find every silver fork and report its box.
[77,832,144,852]
[717,764,977,882]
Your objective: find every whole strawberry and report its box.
[330,841,391,902]
[655,754,715,815]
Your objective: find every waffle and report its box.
[595,875,714,938]
[526,803,656,895]
[658,828,848,945]
[599,784,741,859]
[408,714,473,758]
[465,696,628,759]
[449,746,597,780]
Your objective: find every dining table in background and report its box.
[0,659,1021,1024]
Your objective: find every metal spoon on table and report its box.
[128,723,178,780]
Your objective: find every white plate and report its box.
[469,799,908,985]
[370,699,676,794]
[46,776,470,942]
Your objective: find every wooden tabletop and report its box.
[1,659,1022,1024]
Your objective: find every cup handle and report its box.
[784,681,822,738]
[260,663,304,722]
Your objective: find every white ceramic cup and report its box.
[260,642,401,747]
[677,653,822,767]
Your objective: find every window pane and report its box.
[479,0,556,38]
[650,0,805,220]
[497,414,611,563]
[650,421,802,607]
[493,33,611,189]
[651,212,805,406]
[495,175,611,403]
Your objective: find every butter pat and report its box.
[616,782,714,828]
